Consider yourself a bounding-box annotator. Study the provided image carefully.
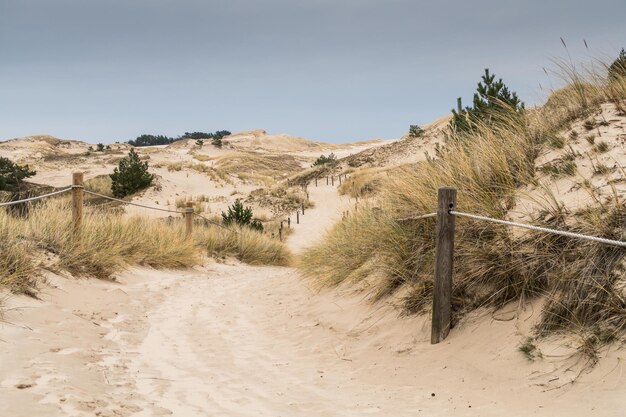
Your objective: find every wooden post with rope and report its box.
[72,172,84,236]
[431,187,457,344]
[185,201,194,237]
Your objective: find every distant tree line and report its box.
[127,130,231,147]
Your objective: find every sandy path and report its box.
[285,182,352,253]
[2,184,626,416]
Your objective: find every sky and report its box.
[1,0,625,144]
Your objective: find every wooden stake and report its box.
[279,227,282,241]
[431,187,457,344]
[326,176,329,185]
[315,177,318,187]
[185,201,194,237]
[288,217,291,229]
[72,172,84,236]
[331,176,334,186]
[339,175,342,185]
[296,211,299,224]
[301,202,305,215]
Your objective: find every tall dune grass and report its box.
[300,61,626,353]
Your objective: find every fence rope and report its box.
[396,212,437,221]
[0,187,73,207]
[83,190,184,214]
[450,210,626,248]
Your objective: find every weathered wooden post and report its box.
[306,192,309,201]
[72,172,84,236]
[331,176,334,186]
[339,175,342,185]
[457,97,462,113]
[288,217,291,229]
[185,201,194,237]
[301,202,305,215]
[326,176,329,185]
[315,177,318,187]
[296,211,300,224]
[279,226,283,241]
[431,187,457,344]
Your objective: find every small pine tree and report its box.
[608,48,626,81]
[451,68,524,134]
[96,143,105,152]
[221,199,263,231]
[110,149,153,198]
[408,125,425,138]
[212,136,223,148]
[0,157,36,191]
[312,153,337,167]
[195,139,204,147]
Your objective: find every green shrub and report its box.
[450,68,524,135]
[96,143,105,152]
[110,149,153,198]
[312,153,337,167]
[221,199,263,231]
[408,125,425,138]
[0,157,36,192]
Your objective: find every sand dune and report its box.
[2,181,625,416]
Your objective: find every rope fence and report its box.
[450,210,626,248]
[0,187,73,207]
[83,189,184,215]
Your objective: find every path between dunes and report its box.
[1,184,625,416]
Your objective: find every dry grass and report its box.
[246,185,313,216]
[1,198,292,296]
[337,166,409,198]
[196,224,292,266]
[214,152,304,185]
[300,60,626,360]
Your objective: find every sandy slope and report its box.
[2,172,626,416]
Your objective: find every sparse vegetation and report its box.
[595,141,609,153]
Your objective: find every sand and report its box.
[2,178,626,416]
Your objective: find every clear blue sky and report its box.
[1,0,625,144]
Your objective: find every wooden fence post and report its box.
[296,211,300,224]
[72,172,84,235]
[339,175,342,185]
[185,201,194,237]
[431,187,457,344]
[315,177,318,187]
[301,202,305,215]
[332,176,334,186]
[288,217,291,229]
[326,176,329,185]
[279,226,283,241]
